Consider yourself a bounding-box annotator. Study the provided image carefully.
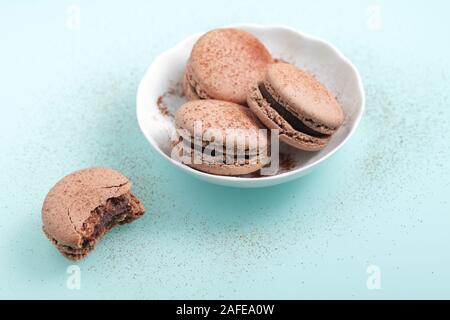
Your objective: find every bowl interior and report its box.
[137,24,364,187]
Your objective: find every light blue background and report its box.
[1,0,449,299]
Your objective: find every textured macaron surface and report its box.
[186,28,272,104]
[265,63,344,133]
[175,99,267,153]
[42,167,133,249]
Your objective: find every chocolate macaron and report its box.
[184,28,273,105]
[173,100,269,176]
[42,167,145,260]
[247,62,344,151]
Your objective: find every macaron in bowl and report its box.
[247,62,344,151]
[173,100,269,176]
[183,28,273,104]
[137,24,365,188]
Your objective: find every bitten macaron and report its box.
[247,62,344,151]
[184,28,273,105]
[42,167,145,260]
[173,100,269,176]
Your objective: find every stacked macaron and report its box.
[247,62,344,151]
[173,100,269,176]
[175,28,345,176]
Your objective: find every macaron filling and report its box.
[80,194,129,248]
[258,84,329,138]
[49,192,144,260]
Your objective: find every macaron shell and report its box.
[175,100,267,154]
[187,28,272,104]
[247,85,330,151]
[44,232,91,260]
[190,161,264,176]
[265,63,344,133]
[42,167,131,248]
[188,144,268,175]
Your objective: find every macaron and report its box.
[247,62,344,151]
[173,100,269,176]
[42,167,145,260]
[184,28,273,105]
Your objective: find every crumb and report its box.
[155,81,185,118]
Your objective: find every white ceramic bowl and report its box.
[137,24,364,188]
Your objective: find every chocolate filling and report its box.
[81,194,132,249]
[46,192,144,260]
[258,84,328,138]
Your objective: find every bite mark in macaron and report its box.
[42,167,145,260]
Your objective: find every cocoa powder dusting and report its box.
[246,152,297,178]
[156,81,185,118]
[157,96,171,117]
[279,152,297,171]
